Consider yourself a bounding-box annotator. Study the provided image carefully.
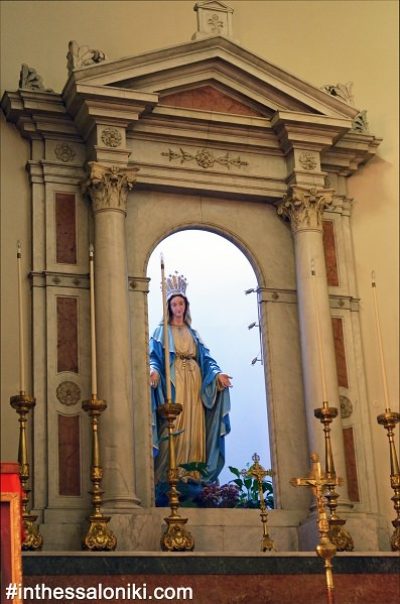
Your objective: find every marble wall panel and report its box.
[57,297,78,373]
[55,192,76,264]
[57,414,81,496]
[343,426,360,502]
[332,317,349,388]
[323,219,339,286]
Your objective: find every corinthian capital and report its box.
[277,186,334,233]
[85,163,138,214]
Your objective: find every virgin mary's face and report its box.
[170,296,186,321]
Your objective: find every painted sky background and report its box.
[147,230,271,484]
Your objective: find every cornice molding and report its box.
[271,111,352,154]
[1,89,80,140]
[61,80,158,144]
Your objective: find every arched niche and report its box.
[126,189,309,511]
[145,227,271,488]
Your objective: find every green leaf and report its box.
[232,478,244,488]
[263,483,273,494]
[244,477,253,490]
[228,466,242,478]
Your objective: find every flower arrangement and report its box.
[155,460,274,509]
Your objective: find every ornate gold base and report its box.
[82,515,117,551]
[10,392,44,550]
[329,520,354,551]
[261,534,275,552]
[22,513,43,551]
[390,521,400,551]
[161,515,194,552]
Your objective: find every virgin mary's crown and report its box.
[166,272,188,300]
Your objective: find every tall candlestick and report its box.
[89,245,97,397]
[17,241,25,394]
[311,260,328,402]
[160,255,172,403]
[371,272,390,412]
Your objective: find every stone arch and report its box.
[145,224,271,482]
[126,189,308,511]
[144,221,267,289]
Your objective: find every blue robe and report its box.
[150,324,231,483]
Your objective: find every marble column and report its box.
[277,185,351,506]
[85,162,140,509]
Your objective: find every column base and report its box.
[102,496,142,511]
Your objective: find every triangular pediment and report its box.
[67,36,359,120]
[160,84,267,117]
[195,1,232,10]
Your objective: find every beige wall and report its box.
[1,1,398,525]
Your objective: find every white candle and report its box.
[311,260,328,402]
[160,254,172,403]
[371,272,390,412]
[89,245,97,398]
[17,241,25,394]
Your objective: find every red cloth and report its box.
[0,462,24,542]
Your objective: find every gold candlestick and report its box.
[12,241,43,549]
[157,255,193,551]
[82,246,116,551]
[314,402,353,551]
[81,395,117,551]
[246,453,275,552]
[377,408,400,551]
[291,453,338,604]
[158,402,194,551]
[10,393,43,550]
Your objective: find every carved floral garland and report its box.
[162,147,248,170]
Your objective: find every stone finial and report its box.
[320,82,354,106]
[18,64,54,92]
[67,40,107,75]
[192,1,234,40]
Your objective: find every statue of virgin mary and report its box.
[149,272,232,485]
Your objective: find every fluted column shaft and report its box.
[85,162,140,509]
[278,185,351,505]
